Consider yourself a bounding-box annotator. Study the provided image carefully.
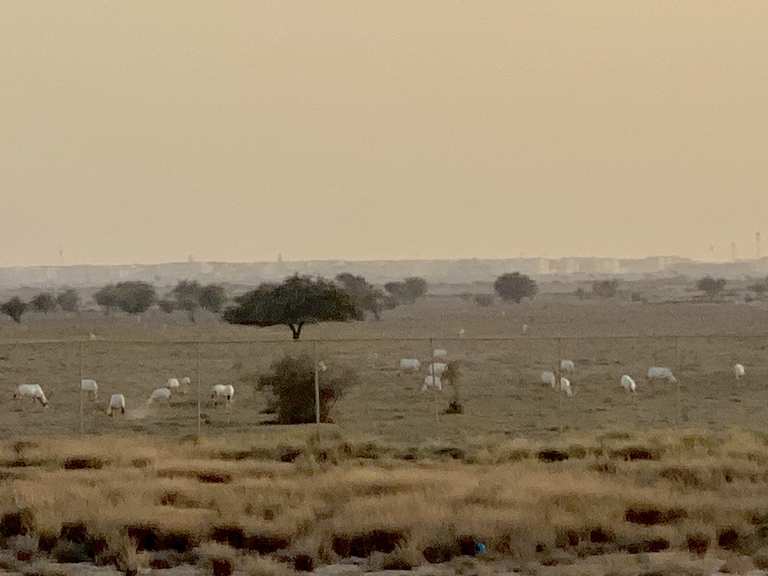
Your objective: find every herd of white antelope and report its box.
[11,347,749,415]
[12,376,235,415]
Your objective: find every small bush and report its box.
[63,456,107,470]
[0,509,35,538]
[258,354,358,424]
[624,504,687,526]
[686,532,710,556]
[537,449,569,463]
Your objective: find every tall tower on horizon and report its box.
[757,232,762,259]
[731,242,738,262]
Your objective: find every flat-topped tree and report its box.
[30,292,57,313]
[494,272,538,303]
[223,275,362,339]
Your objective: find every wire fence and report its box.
[1,334,767,441]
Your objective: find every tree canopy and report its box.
[170,280,203,321]
[30,292,58,313]
[223,275,362,339]
[1,297,27,324]
[95,282,156,315]
[384,276,428,305]
[697,276,727,300]
[199,284,227,313]
[56,289,80,312]
[336,273,385,320]
[493,272,538,303]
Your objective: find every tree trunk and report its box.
[289,324,302,340]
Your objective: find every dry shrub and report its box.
[538,449,569,463]
[609,446,661,461]
[63,456,107,470]
[0,508,36,538]
[257,354,359,425]
[624,504,687,526]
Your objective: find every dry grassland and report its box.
[2,429,768,575]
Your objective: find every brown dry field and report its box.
[3,430,768,575]
[1,296,768,442]
[3,297,768,574]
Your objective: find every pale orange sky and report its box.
[1,1,767,266]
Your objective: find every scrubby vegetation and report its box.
[255,354,359,424]
[2,430,768,574]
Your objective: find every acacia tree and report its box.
[199,284,226,313]
[30,292,58,313]
[56,289,80,312]
[336,273,384,320]
[223,275,362,339]
[384,276,428,305]
[113,282,156,315]
[494,272,538,303]
[1,297,27,324]
[94,285,119,315]
[171,280,203,321]
[697,276,727,300]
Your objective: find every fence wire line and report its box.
[0,333,767,347]
[1,333,765,438]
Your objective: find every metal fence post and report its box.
[556,337,563,434]
[674,336,681,428]
[196,341,202,437]
[79,341,84,435]
[313,341,321,439]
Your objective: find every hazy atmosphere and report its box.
[2,1,767,266]
[6,5,768,576]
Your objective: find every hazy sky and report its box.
[2,2,767,266]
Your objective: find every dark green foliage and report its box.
[336,273,385,320]
[95,282,156,315]
[1,297,27,324]
[31,292,58,313]
[697,276,727,299]
[93,285,119,314]
[171,280,203,321]
[258,354,358,424]
[56,289,80,312]
[384,276,428,305]
[114,282,156,314]
[199,284,226,313]
[223,275,362,339]
[160,281,226,319]
[494,272,538,303]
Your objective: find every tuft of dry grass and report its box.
[2,429,768,574]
